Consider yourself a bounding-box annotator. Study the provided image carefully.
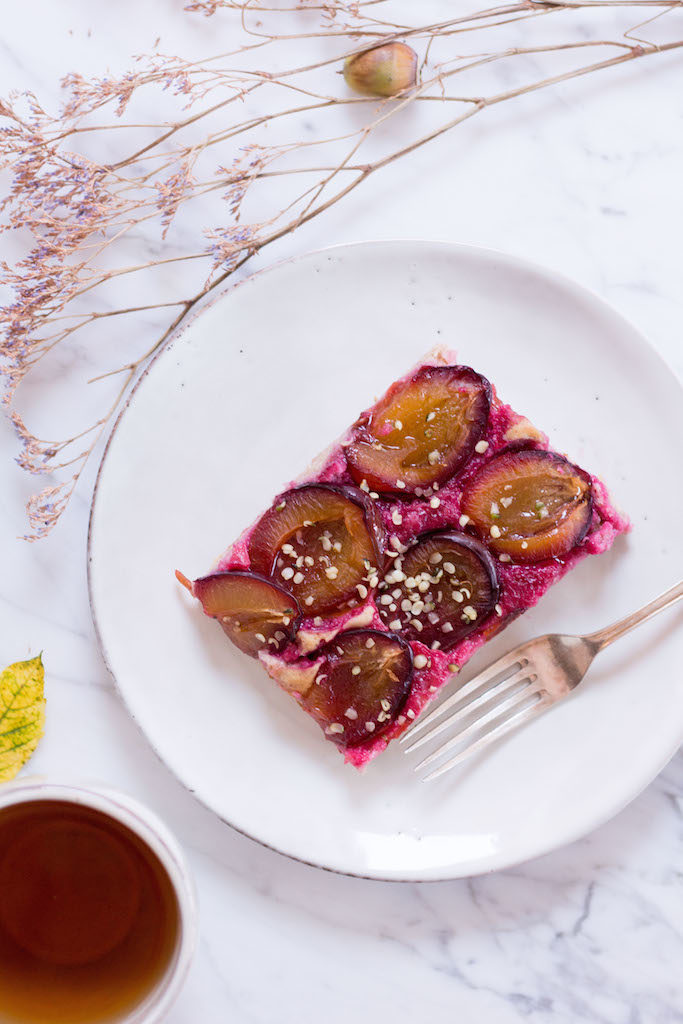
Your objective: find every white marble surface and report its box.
[1,2,682,1021]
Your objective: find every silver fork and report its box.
[402,580,683,781]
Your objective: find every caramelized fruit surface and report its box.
[345,365,490,494]
[377,531,499,650]
[191,571,300,656]
[248,484,382,615]
[461,448,592,562]
[303,629,413,746]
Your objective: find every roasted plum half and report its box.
[176,570,300,657]
[377,531,499,651]
[460,448,593,563]
[247,484,383,616]
[303,629,413,747]
[345,365,490,495]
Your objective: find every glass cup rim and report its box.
[0,778,198,1024]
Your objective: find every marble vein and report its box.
[0,2,681,1022]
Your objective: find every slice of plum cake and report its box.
[177,349,628,768]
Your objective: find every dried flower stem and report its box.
[1,0,682,536]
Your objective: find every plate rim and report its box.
[87,238,683,882]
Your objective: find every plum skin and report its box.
[377,530,499,650]
[302,628,413,747]
[188,569,301,657]
[345,365,491,496]
[247,483,385,615]
[460,447,593,563]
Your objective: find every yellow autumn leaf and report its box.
[0,654,46,784]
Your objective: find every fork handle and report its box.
[585,579,683,651]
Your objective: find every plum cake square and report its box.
[177,349,628,768]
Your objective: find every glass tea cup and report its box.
[0,779,197,1024]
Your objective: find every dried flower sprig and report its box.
[1,0,682,537]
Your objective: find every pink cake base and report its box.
[217,349,629,768]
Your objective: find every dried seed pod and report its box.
[343,42,418,98]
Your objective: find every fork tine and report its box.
[414,681,545,772]
[421,699,553,781]
[399,653,525,744]
[402,664,536,753]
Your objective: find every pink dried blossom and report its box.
[1,1,681,540]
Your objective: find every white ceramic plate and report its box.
[89,241,683,881]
